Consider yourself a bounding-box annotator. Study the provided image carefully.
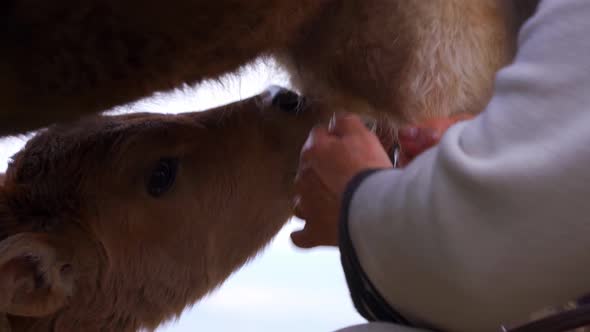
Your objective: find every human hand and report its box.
[397,113,474,167]
[291,113,393,249]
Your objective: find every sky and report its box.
[0,62,364,332]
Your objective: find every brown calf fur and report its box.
[0,87,327,331]
[1,0,538,135]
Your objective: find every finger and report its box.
[330,113,368,137]
[399,113,474,145]
[290,229,318,249]
[301,125,336,163]
[295,166,337,202]
[292,196,307,220]
[398,127,439,144]
[398,127,440,157]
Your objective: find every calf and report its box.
[0,87,326,331]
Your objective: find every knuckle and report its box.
[340,113,361,126]
[310,125,328,140]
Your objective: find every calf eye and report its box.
[147,158,179,197]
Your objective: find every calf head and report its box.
[0,87,322,331]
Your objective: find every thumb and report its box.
[290,229,316,249]
[301,125,335,162]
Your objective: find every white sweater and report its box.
[340,0,590,331]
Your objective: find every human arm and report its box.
[341,1,590,330]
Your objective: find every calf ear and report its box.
[0,232,74,317]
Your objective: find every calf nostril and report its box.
[271,89,303,113]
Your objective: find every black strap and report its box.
[338,169,412,325]
[504,304,590,332]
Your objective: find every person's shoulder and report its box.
[515,0,590,69]
[523,0,590,34]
